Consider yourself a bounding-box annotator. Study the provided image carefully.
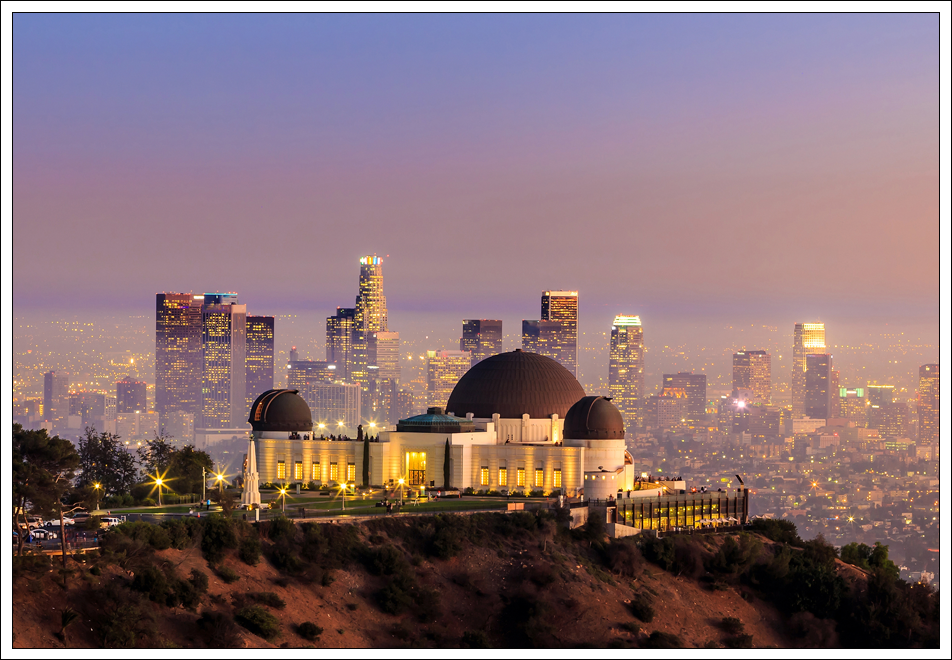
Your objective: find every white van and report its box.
[100,516,124,528]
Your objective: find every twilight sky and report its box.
[11,13,941,326]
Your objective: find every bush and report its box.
[217,565,241,584]
[201,515,237,563]
[197,610,241,647]
[363,545,408,576]
[239,536,261,565]
[131,565,169,603]
[234,605,281,641]
[89,583,152,648]
[161,517,201,550]
[297,621,323,641]
[189,568,209,592]
[171,577,202,610]
[248,591,286,609]
[723,633,753,648]
[605,539,644,577]
[720,617,744,635]
[629,598,655,623]
[641,630,683,648]
[750,518,802,546]
[268,516,297,543]
[460,630,491,648]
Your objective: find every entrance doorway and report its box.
[406,451,427,486]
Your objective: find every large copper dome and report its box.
[445,350,586,419]
[563,396,626,440]
[248,389,313,432]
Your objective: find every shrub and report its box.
[720,617,744,635]
[197,610,241,647]
[605,539,644,577]
[268,542,304,574]
[723,633,754,648]
[268,516,297,543]
[460,630,490,648]
[363,545,407,576]
[189,568,209,593]
[201,515,237,563]
[641,630,683,648]
[248,591,286,609]
[162,517,201,550]
[131,565,169,603]
[239,536,261,565]
[297,621,323,641]
[234,605,281,641]
[90,565,102,576]
[629,598,655,623]
[217,565,241,584]
[171,577,202,610]
[750,518,802,546]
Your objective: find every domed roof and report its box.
[563,396,625,440]
[445,350,586,419]
[248,389,313,432]
[396,407,476,434]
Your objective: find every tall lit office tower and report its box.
[608,315,644,431]
[540,291,579,377]
[838,388,868,428]
[201,293,247,428]
[792,322,826,417]
[326,307,356,379]
[351,255,388,384]
[246,316,275,407]
[732,350,771,405]
[662,372,707,423]
[461,320,503,366]
[804,353,833,419]
[155,293,203,423]
[426,350,472,410]
[918,365,939,444]
[43,370,70,425]
[116,376,147,413]
[373,331,401,382]
[522,320,562,356]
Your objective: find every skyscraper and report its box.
[426,350,472,410]
[662,372,707,423]
[373,331,401,382]
[43,370,70,425]
[918,364,939,444]
[522,320,562,356]
[732,350,771,405]
[201,293,247,428]
[792,322,826,418]
[608,315,644,432]
[838,387,868,428]
[461,320,503,366]
[246,316,275,408]
[540,290,578,377]
[116,375,147,413]
[804,353,833,420]
[326,307,356,380]
[155,293,203,423]
[351,255,388,385]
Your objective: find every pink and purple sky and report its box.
[9,12,943,331]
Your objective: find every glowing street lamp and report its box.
[215,471,226,494]
[398,478,405,504]
[278,486,288,512]
[154,477,164,507]
[340,482,353,511]
[93,482,102,512]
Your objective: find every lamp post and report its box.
[398,478,405,505]
[340,482,352,512]
[278,486,287,512]
[155,477,164,507]
[216,471,226,494]
[202,466,206,503]
[93,482,102,513]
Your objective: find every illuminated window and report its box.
[535,468,543,488]
[554,469,562,488]
[330,463,339,482]
[347,463,356,482]
[517,468,525,487]
[294,461,303,480]
[480,467,489,486]
[312,462,320,482]
[277,461,286,480]
[498,467,507,486]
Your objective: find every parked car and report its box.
[72,511,91,523]
[100,516,124,528]
[25,516,44,529]
[44,518,75,528]
[32,528,58,540]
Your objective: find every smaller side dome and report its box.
[248,389,313,432]
[563,396,625,440]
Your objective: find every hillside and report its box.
[10,512,938,649]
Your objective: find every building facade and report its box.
[155,293,203,423]
[201,293,247,428]
[116,376,148,414]
[461,319,503,366]
[245,316,275,408]
[426,350,472,409]
[662,372,707,423]
[43,370,70,426]
[608,315,644,431]
[918,364,939,444]
[792,322,826,418]
[326,307,356,380]
[540,290,579,377]
[804,353,833,420]
[732,350,771,405]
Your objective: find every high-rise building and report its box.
[326,307,356,380]
[867,384,895,407]
[461,320,503,366]
[732,350,771,405]
[69,391,107,426]
[116,375,148,413]
[374,331,401,382]
[662,372,707,423]
[200,293,247,428]
[43,370,70,425]
[300,381,362,430]
[540,290,578,377]
[875,402,909,439]
[608,315,644,432]
[522,320,562,357]
[351,255,388,385]
[644,394,683,430]
[804,353,833,419]
[918,364,939,444]
[838,387,868,428]
[288,360,338,390]
[426,350,472,410]
[246,316,275,407]
[155,293,203,422]
[792,322,826,418]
